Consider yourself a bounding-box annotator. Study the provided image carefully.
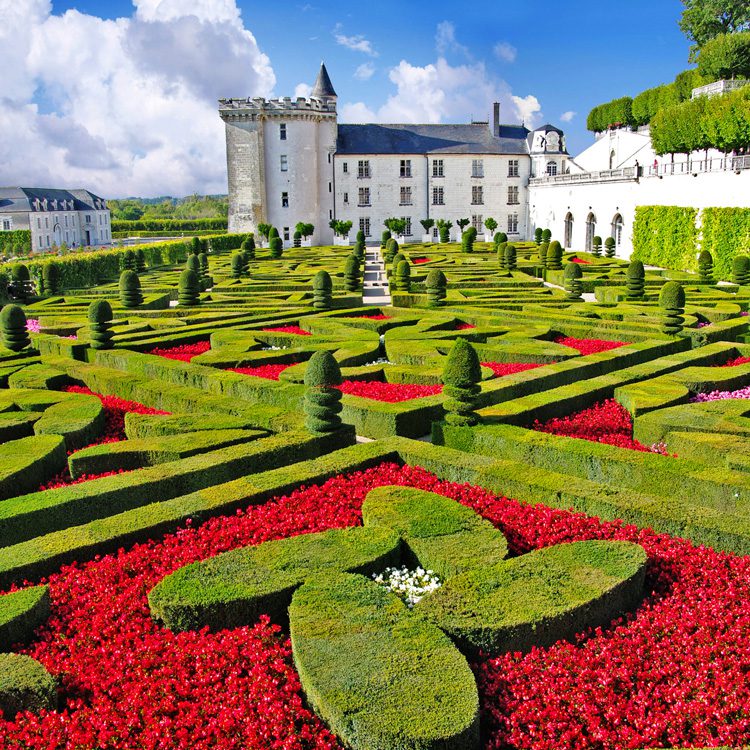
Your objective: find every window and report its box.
[1,220,10,231]
[343,192,349,204]
[400,159,412,178]
[358,187,370,206]
[432,186,444,205]
[280,123,287,140]
[399,186,412,205]
[327,152,331,163]
[85,214,91,224]
[359,216,371,237]
[328,182,332,193]
[280,155,288,172]
[432,159,444,177]
[37,218,41,229]
[283,227,290,241]
[471,215,483,232]
[357,160,370,178]
[507,186,519,205]
[471,159,484,178]
[65,231,69,243]
[45,217,49,228]
[281,192,289,208]
[471,186,483,205]
[508,159,519,177]
[507,213,519,234]
[546,161,557,176]
[38,237,43,249]
[64,216,68,227]
[401,217,412,236]
[343,162,348,173]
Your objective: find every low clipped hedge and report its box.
[0,586,50,650]
[0,653,57,721]
[0,435,67,501]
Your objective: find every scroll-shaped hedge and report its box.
[290,572,480,750]
[0,435,67,501]
[419,539,647,655]
[0,653,57,720]
[0,585,50,650]
[33,394,104,451]
[148,526,401,631]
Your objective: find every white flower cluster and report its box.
[372,566,442,609]
[364,357,393,366]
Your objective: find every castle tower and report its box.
[528,124,568,179]
[220,63,338,245]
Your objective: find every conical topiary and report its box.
[493,231,508,245]
[122,249,137,271]
[231,252,244,280]
[381,230,391,249]
[356,230,365,244]
[659,281,685,335]
[384,238,399,264]
[505,243,517,272]
[135,248,146,273]
[88,299,114,350]
[304,350,343,433]
[42,262,60,296]
[563,262,583,301]
[186,254,201,274]
[592,236,603,257]
[393,260,411,292]
[119,270,143,308]
[426,269,447,307]
[11,264,31,301]
[534,228,543,245]
[269,226,279,240]
[733,255,750,286]
[313,270,332,311]
[343,255,361,292]
[354,237,366,260]
[198,252,209,282]
[604,237,616,258]
[538,242,549,265]
[546,241,563,270]
[698,250,714,284]
[497,242,508,270]
[1,304,31,352]
[269,236,283,259]
[244,235,256,253]
[293,231,302,248]
[191,237,202,256]
[461,227,476,253]
[391,252,405,276]
[442,338,481,427]
[178,268,201,306]
[626,260,645,299]
[542,228,552,243]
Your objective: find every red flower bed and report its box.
[230,364,292,380]
[5,464,750,749]
[481,361,550,377]
[724,355,750,367]
[39,469,133,492]
[147,340,211,361]
[262,326,312,336]
[554,336,628,355]
[338,380,442,402]
[533,398,666,453]
[412,257,431,264]
[455,323,476,330]
[570,257,591,264]
[345,314,392,320]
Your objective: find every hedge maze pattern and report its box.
[0,234,749,749]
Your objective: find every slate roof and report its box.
[0,188,106,213]
[336,123,531,156]
[311,63,337,99]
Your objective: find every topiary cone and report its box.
[698,250,714,284]
[381,230,391,249]
[198,252,209,279]
[313,270,333,311]
[178,269,201,306]
[461,230,474,253]
[269,236,283,259]
[191,237,202,256]
[122,249,137,271]
[497,242,508,270]
[732,255,750,286]
[442,338,481,427]
[42,262,60,296]
[384,238,398,263]
[505,243,517,272]
[546,241,563,270]
[11,264,31,302]
[344,255,361,292]
[135,248,146,273]
[426,269,447,308]
[1,304,31,352]
[604,237,616,258]
[304,350,343,433]
[119,270,143,308]
[592,236,603,257]
[626,260,645,299]
[393,260,411,292]
[87,300,114,350]
[659,281,685,335]
[538,242,549,265]
[231,252,244,279]
[563,262,583,301]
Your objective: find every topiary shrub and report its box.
[191,236,202,256]
[538,242,549,265]
[698,250,715,284]
[87,299,114,350]
[494,232,508,245]
[186,254,201,274]
[384,238,399,264]
[42,262,60,296]
[10,264,32,301]
[505,243,517,272]
[393,259,411,292]
[542,228,552,243]
[269,226,279,240]
[426,269,447,307]
[344,254,361,292]
[546,241,563,270]
[497,242,508,270]
[534,227,543,245]
[732,255,750,285]
[592,236,603,257]
[269,236,283,259]
[135,248,147,273]
[442,338,481,427]
[659,281,686,335]
[356,230,365,244]
[178,268,201,307]
[0,586,50,652]
[0,304,30,352]
[198,252,209,281]
[231,252,244,280]
[304,350,343,433]
[313,270,333,311]
[461,228,475,253]
[293,230,302,248]
[381,230,391,249]
[626,260,646,299]
[0,653,57,721]
[563,262,583,301]
[438,221,452,244]
[353,238,366,261]
[119,270,143,308]
[604,237,616,258]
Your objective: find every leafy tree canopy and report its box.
[680,0,750,59]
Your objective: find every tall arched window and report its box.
[609,150,616,170]
[564,212,574,249]
[611,214,623,249]
[546,161,558,176]
[585,213,597,252]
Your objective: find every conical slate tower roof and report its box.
[311,63,337,98]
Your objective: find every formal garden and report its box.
[0,229,749,749]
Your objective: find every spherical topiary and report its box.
[384,238,399,263]
[534,227,543,245]
[313,270,333,311]
[231,252,244,280]
[10,264,31,301]
[626,260,646,299]
[698,250,715,284]
[0,653,57,721]
[381,230,391,249]
[546,241,563,270]
[191,236,202,256]
[241,237,255,265]
[442,337,482,427]
[178,268,201,306]
[0,304,31,351]
[186,254,201,274]
[426,269,447,307]
[659,281,686,335]
[541,228,552,243]
[505,243,517,272]
[604,237,616,258]
[733,255,750,286]
[592,236,603,257]
[269,236,283,259]
[135,248,147,273]
[304,350,343,433]
[293,230,302,247]
[494,231,508,245]
[87,299,114,350]
[538,242,549,265]
[563,262,583,301]
[497,242,508,270]
[42,262,60,295]
[461,229,475,253]
[119,270,143,308]
[393,260,411,292]
[122,249,137,271]
[344,254,361,292]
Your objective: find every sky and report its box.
[0,0,692,199]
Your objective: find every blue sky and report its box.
[3,0,692,197]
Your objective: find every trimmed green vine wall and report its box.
[632,206,699,271]
[701,207,750,281]
[0,231,32,255]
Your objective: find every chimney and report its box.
[493,102,500,136]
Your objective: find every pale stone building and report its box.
[221,64,570,245]
[0,187,111,253]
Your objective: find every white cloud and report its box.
[560,110,576,122]
[294,82,312,98]
[354,62,375,81]
[511,94,542,126]
[334,28,377,56]
[493,41,517,63]
[339,102,377,122]
[0,0,274,197]
[435,21,469,57]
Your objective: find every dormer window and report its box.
[546,162,558,176]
